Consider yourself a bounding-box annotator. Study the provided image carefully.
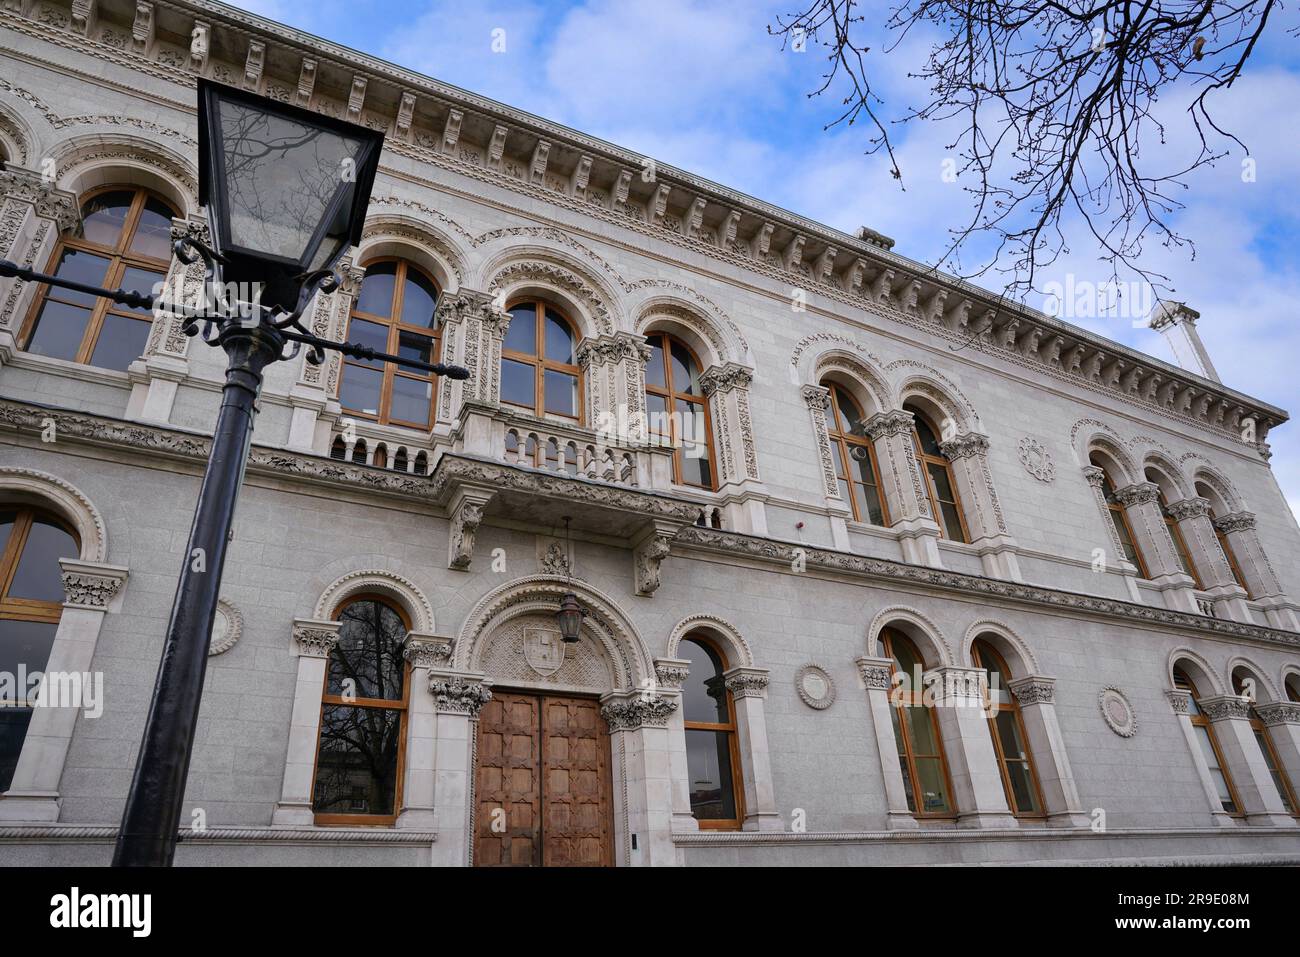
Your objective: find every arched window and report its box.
[501,300,581,420]
[1147,472,1202,587]
[644,333,715,489]
[972,639,1043,817]
[1091,455,1149,577]
[311,595,410,825]
[1196,483,1251,596]
[20,187,176,371]
[825,384,888,526]
[905,404,967,542]
[1173,667,1239,816]
[880,627,954,817]
[1288,674,1300,704]
[679,635,743,829]
[1232,671,1298,816]
[339,259,441,429]
[0,506,80,791]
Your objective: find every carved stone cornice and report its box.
[1167,497,1212,522]
[1198,695,1252,721]
[863,409,915,441]
[427,673,492,715]
[1008,675,1056,706]
[1254,702,1300,727]
[1112,482,1160,509]
[723,667,770,699]
[600,693,678,731]
[939,431,991,461]
[1213,511,1257,534]
[57,559,128,609]
[292,619,340,658]
[672,525,1300,649]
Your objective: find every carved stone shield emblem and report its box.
[523,627,566,677]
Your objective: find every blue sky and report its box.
[232,0,1300,517]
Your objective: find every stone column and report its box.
[722,666,782,831]
[939,431,1022,580]
[600,690,681,866]
[435,288,510,427]
[700,363,767,534]
[1215,511,1300,631]
[427,671,492,866]
[0,167,79,364]
[578,331,652,442]
[126,216,210,425]
[1168,497,1250,622]
[1255,701,1300,815]
[653,658,698,833]
[855,656,918,829]
[1165,689,1236,827]
[286,260,365,452]
[1006,676,1089,827]
[929,666,1017,828]
[803,384,852,550]
[272,619,340,827]
[864,409,942,567]
[1200,695,1297,826]
[395,634,453,830]
[1083,466,1142,601]
[0,558,127,823]
[1114,481,1198,612]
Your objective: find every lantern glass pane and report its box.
[216,97,364,263]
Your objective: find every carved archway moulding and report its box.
[313,569,435,634]
[1223,655,1281,703]
[959,618,1041,675]
[358,214,468,291]
[50,134,198,216]
[0,467,107,562]
[1167,646,1226,696]
[865,604,953,666]
[888,359,980,434]
[483,251,618,337]
[665,613,754,668]
[455,575,653,690]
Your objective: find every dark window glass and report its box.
[0,620,60,702]
[354,261,395,316]
[328,600,407,701]
[26,301,92,361]
[544,370,578,417]
[389,375,432,427]
[129,197,176,260]
[504,306,537,354]
[46,249,111,307]
[544,309,575,363]
[0,708,34,794]
[645,339,666,388]
[680,638,728,723]
[399,270,438,327]
[8,518,78,602]
[80,191,134,247]
[89,313,151,371]
[670,340,699,394]
[312,703,402,816]
[685,729,738,820]
[501,359,536,409]
[339,365,383,417]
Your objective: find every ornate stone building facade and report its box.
[1,0,1299,866]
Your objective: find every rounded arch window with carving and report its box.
[1173,666,1240,816]
[905,403,967,542]
[501,299,582,420]
[880,627,954,818]
[311,595,410,825]
[679,634,743,829]
[0,506,80,792]
[1196,482,1251,596]
[1146,470,1202,588]
[825,383,888,526]
[1231,670,1298,816]
[972,639,1044,817]
[645,333,715,489]
[20,187,177,371]
[339,258,442,429]
[1091,455,1149,578]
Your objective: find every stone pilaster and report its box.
[929,666,1018,828]
[1201,695,1297,826]
[1167,497,1250,622]
[865,409,942,567]
[939,431,1022,580]
[1255,702,1300,816]
[426,670,491,866]
[701,362,767,534]
[601,689,681,865]
[1166,688,1236,827]
[653,658,697,833]
[722,667,781,831]
[272,619,341,827]
[1114,481,1197,612]
[855,655,918,829]
[287,260,364,452]
[1007,676,1089,826]
[1214,511,1299,631]
[803,384,852,550]
[579,331,652,443]
[395,634,454,830]
[0,167,78,364]
[436,288,510,427]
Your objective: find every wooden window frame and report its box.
[339,258,442,430]
[311,593,411,827]
[825,383,890,526]
[971,640,1046,819]
[644,333,718,491]
[680,634,745,831]
[1175,669,1243,818]
[1233,675,1300,817]
[19,187,177,369]
[500,299,584,422]
[906,406,969,543]
[880,627,956,820]
[1094,461,1151,579]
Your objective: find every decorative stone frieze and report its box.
[427,674,493,716]
[601,693,678,731]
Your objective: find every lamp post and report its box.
[7,79,469,866]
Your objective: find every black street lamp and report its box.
[5,79,469,867]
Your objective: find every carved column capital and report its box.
[801,383,831,411]
[855,655,894,691]
[57,559,128,609]
[723,666,770,699]
[1008,675,1056,705]
[1198,694,1252,721]
[939,431,991,461]
[1254,702,1300,727]
[600,691,679,731]
[402,632,454,668]
[0,167,79,232]
[863,408,915,440]
[292,618,340,658]
[653,657,691,690]
[427,671,492,716]
[1112,482,1160,508]
[1082,465,1107,489]
[699,362,753,396]
[1167,496,1212,522]
[1213,511,1256,534]
[1166,688,1192,715]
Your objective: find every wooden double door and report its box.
[474,691,614,867]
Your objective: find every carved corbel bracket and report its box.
[632,519,683,596]
[447,488,494,570]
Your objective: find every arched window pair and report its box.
[880,628,1042,819]
[817,386,967,541]
[21,187,176,371]
[0,507,80,792]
